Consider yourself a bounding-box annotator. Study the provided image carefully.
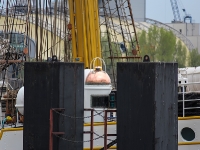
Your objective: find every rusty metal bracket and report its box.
[49,108,65,150]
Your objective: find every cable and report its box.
[178,0,185,10]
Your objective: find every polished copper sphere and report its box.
[85,67,111,85]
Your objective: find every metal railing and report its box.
[49,108,65,150]
[178,82,200,117]
[84,108,95,150]
[103,109,117,150]
[50,108,117,150]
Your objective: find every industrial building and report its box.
[132,0,200,52]
[167,23,200,52]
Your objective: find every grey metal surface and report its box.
[117,62,178,150]
[24,62,84,150]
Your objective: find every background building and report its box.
[167,23,200,52]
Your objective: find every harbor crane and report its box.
[170,0,192,23]
[182,9,192,23]
[170,0,182,23]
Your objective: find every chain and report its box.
[54,109,117,120]
[53,109,117,122]
[93,132,113,142]
[54,131,114,143]
[53,109,105,119]
[93,109,117,122]
[94,109,105,120]
[54,132,103,143]
[53,109,116,143]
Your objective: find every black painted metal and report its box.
[100,139,117,150]
[117,62,178,150]
[178,93,200,116]
[24,62,84,150]
[58,63,84,150]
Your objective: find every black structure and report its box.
[24,62,84,150]
[117,63,178,150]
[143,55,150,62]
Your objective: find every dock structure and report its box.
[117,62,178,150]
[23,62,84,150]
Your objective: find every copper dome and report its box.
[85,67,111,85]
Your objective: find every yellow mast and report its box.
[68,0,101,68]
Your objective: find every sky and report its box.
[0,0,199,24]
[146,0,200,23]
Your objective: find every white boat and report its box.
[178,67,200,149]
[0,0,199,149]
[0,67,200,149]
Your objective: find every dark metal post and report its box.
[49,109,53,150]
[117,63,178,150]
[104,110,108,150]
[24,63,84,149]
[90,109,94,150]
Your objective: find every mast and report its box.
[68,0,101,68]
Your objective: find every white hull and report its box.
[1,69,200,149]
[0,125,117,150]
[1,119,200,150]
[0,128,23,150]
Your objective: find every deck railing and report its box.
[178,82,200,117]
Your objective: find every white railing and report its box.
[178,82,200,117]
